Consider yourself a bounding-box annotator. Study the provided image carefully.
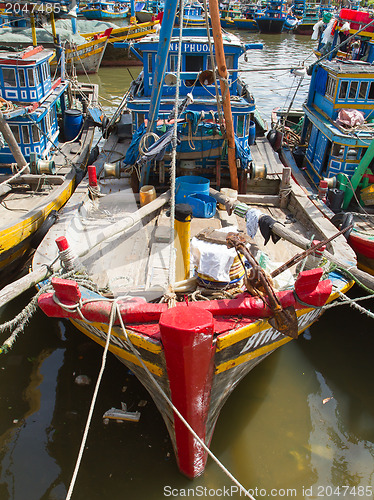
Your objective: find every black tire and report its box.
[330,212,354,240]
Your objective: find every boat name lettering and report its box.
[240,328,283,353]
[169,43,210,53]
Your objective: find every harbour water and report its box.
[0,32,373,500]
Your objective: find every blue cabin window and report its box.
[359,82,368,99]
[185,55,204,72]
[148,53,153,73]
[27,68,35,86]
[22,125,30,144]
[32,124,40,143]
[170,55,177,72]
[368,82,374,100]
[9,125,19,142]
[339,81,348,99]
[225,55,234,69]
[237,115,245,137]
[18,69,26,87]
[326,75,336,98]
[349,81,358,99]
[3,68,16,87]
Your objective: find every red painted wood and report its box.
[349,233,374,259]
[55,236,69,252]
[159,306,215,478]
[88,165,98,187]
[51,277,81,305]
[294,268,324,295]
[38,275,333,328]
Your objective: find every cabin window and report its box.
[225,55,234,70]
[22,125,30,144]
[332,143,342,157]
[44,63,50,80]
[18,69,26,87]
[34,66,40,86]
[45,111,51,134]
[9,125,20,143]
[185,55,204,72]
[237,115,245,137]
[169,55,177,72]
[2,68,16,87]
[138,113,145,127]
[27,68,35,87]
[148,53,153,73]
[339,81,348,99]
[32,124,40,143]
[325,75,336,98]
[349,81,358,99]
[359,81,368,99]
[368,82,374,100]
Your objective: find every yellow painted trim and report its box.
[216,336,292,373]
[216,280,353,353]
[85,321,163,354]
[0,179,74,254]
[71,320,163,377]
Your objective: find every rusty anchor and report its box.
[226,232,298,339]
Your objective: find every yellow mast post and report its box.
[30,13,37,47]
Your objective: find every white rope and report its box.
[114,306,256,499]
[60,288,255,499]
[323,290,374,319]
[65,297,119,500]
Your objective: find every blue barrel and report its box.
[248,120,256,145]
[175,176,210,204]
[64,109,83,141]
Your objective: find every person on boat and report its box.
[351,38,361,60]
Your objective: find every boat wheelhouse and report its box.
[0,46,67,168]
[254,0,287,33]
[80,1,129,19]
[293,0,320,35]
[122,27,261,186]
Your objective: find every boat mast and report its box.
[208,0,238,191]
[146,0,179,135]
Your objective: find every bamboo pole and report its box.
[208,0,238,191]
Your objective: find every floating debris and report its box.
[74,375,91,386]
[322,397,334,405]
[138,400,148,407]
[103,402,141,424]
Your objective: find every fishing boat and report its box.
[135,0,163,22]
[32,0,358,482]
[176,2,206,27]
[79,18,161,67]
[293,0,321,35]
[230,2,259,31]
[273,8,374,275]
[80,0,129,20]
[254,0,288,33]
[0,44,100,284]
[0,6,109,75]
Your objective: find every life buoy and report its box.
[330,211,354,240]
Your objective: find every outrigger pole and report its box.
[208,0,238,191]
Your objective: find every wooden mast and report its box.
[208,0,238,191]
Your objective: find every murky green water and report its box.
[0,32,373,500]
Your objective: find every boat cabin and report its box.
[301,59,374,185]
[121,26,262,186]
[0,46,67,167]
